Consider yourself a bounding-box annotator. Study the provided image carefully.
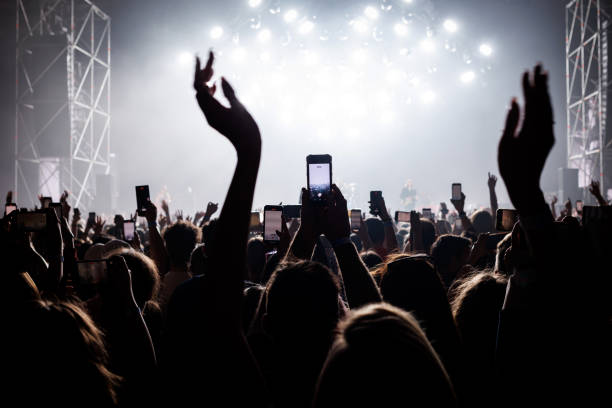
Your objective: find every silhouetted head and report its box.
[7,300,120,407]
[263,260,340,344]
[361,250,383,270]
[162,221,202,268]
[247,237,266,283]
[105,248,160,309]
[189,244,207,276]
[430,234,472,288]
[350,233,363,252]
[314,303,456,407]
[471,210,493,234]
[365,218,385,246]
[421,218,437,254]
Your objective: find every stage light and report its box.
[393,22,408,37]
[259,51,271,62]
[460,70,475,83]
[351,48,368,65]
[364,6,379,20]
[177,51,192,66]
[231,47,247,63]
[403,0,413,3]
[248,0,262,8]
[420,38,435,52]
[421,90,436,104]
[210,26,223,39]
[257,28,271,42]
[443,19,458,33]
[352,17,369,33]
[284,9,298,23]
[479,43,493,56]
[298,20,314,34]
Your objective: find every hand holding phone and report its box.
[351,209,362,231]
[135,185,150,216]
[307,154,332,204]
[395,210,410,223]
[123,220,136,241]
[264,205,283,243]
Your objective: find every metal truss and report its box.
[15,0,110,210]
[565,0,611,200]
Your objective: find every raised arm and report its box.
[285,188,320,261]
[324,185,381,308]
[588,180,608,207]
[451,192,475,236]
[144,200,169,275]
[369,191,398,253]
[550,195,558,220]
[488,172,499,223]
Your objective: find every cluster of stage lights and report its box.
[179,0,495,133]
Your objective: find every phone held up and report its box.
[135,185,150,216]
[307,154,332,205]
[263,205,283,243]
[452,183,462,201]
[370,191,382,216]
[123,220,136,241]
[395,210,410,223]
[350,209,362,231]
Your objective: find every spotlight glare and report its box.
[210,25,223,39]
[298,20,315,34]
[393,22,408,37]
[443,19,458,33]
[460,70,476,83]
[479,43,493,56]
[420,38,435,52]
[364,6,379,20]
[231,47,247,63]
[248,0,262,8]
[421,90,436,104]
[284,9,298,23]
[351,49,368,65]
[257,28,271,42]
[259,51,271,62]
[352,17,369,33]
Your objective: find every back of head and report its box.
[360,250,383,269]
[105,248,160,309]
[162,220,202,268]
[314,303,456,407]
[189,244,207,276]
[264,260,340,342]
[7,300,120,407]
[365,218,385,246]
[247,237,266,283]
[421,218,437,254]
[430,234,472,288]
[471,210,493,234]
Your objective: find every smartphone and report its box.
[496,209,519,231]
[263,205,283,243]
[76,260,108,300]
[5,203,17,216]
[50,202,63,220]
[576,200,583,212]
[452,183,462,201]
[422,208,433,220]
[135,185,150,216]
[283,205,301,219]
[41,196,52,209]
[486,232,508,250]
[307,154,332,204]
[351,209,362,231]
[88,212,96,224]
[370,191,382,216]
[123,220,135,241]
[16,212,47,231]
[395,210,410,223]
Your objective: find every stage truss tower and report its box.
[15,0,110,209]
[565,0,612,200]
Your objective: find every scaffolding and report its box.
[15,0,110,210]
[565,0,612,200]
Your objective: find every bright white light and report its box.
[259,51,271,62]
[298,20,314,34]
[479,43,493,56]
[460,71,476,83]
[177,51,191,66]
[257,28,271,42]
[352,17,369,33]
[210,26,223,39]
[421,90,436,104]
[351,49,368,65]
[231,47,247,63]
[284,9,298,23]
[420,38,436,52]
[380,110,395,124]
[385,69,404,84]
[364,6,379,19]
[394,22,408,36]
[403,0,413,3]
[248,0,262,7]
[303,50,318,65]
[443,19,458,33]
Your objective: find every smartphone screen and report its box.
[496,209,519,231]
[16,212,47,231]
[123,220,135,241]
[395,211,410,223]
[351,209,362,231]
[307,155,332,203]
[5,204,17,216]
[422,208,432,219]
[42,197,52,209]
[264,206,283,242]
[135,185,150,216]
[452,184,462,201]
[576,200,583,212]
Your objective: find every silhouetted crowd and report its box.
[2,52,611,408]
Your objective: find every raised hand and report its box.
[144,199,158,224]
[369,191,390,221]
[488,172,497,189]
[60,190,71,220]
[6,191,12,204]
[588,180,608,206]
[323,184,351,243]
[194,51,261,157]
[206,202,218,217]
[498,64,554,214]
[551,195,558,205]
[93,216,106,235]
[175,210,184,221]
[451,192,466,214]
[161,200,170,219]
